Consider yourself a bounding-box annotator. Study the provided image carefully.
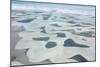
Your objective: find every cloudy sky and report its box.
[12,0,96,5]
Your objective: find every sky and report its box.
[12,0,96,5]
[12,1,95,11]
